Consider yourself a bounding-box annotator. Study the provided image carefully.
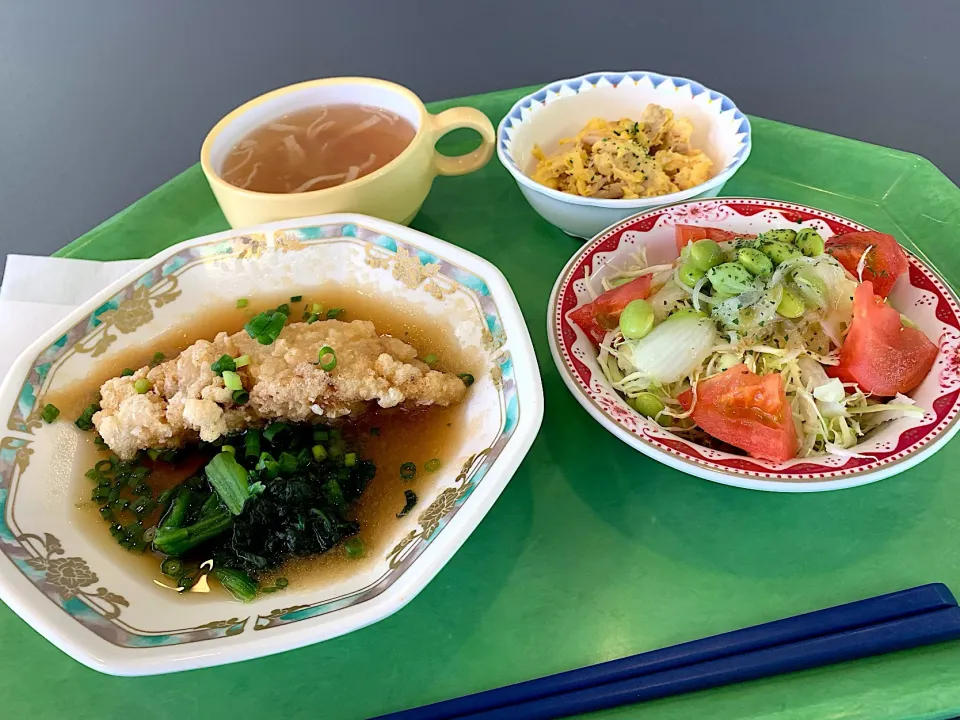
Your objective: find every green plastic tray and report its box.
[3,85,959,720]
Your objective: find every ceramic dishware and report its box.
[0,214,542,674]
[202,78,496,228]
[498,71,751,238]
[548,198,960,491]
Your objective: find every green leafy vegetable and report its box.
[397,490,418,518]
[205,452,252,515]
[153,506,233,556]
[211,567,258,602]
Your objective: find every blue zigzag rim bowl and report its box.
[497,70,752,238]
[0,214,543,675]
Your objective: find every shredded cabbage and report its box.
[594,232,927,458]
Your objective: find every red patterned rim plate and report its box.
[547,198,960,492]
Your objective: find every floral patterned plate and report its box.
[0,214,542,674]
[548,198,960,492]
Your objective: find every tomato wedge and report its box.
[674,225,752,255]
[828,281,937,396]
[678,364,799,462]
[569,274,653,345]
[824,230,908,298]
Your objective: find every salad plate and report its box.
[548,198,960,492]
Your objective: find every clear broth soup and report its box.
[221,104,417,194]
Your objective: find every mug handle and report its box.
[429,107,496,177]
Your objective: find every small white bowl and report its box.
[0,214,542,674]
[497,71,752,239]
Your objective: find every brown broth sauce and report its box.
[50,286,474,597]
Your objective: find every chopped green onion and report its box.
[232,390,249,405]
[244,304,290,345]
[317,346,337,372]
[222,445,236,455]
[423,354,439,366]
[121,368,135,377]
[160,557,183,577]
[312,445,328,462]
[205,452,252,515]
[329,428,342,440]
[400,462,417,480]
[290,295,303,302]
[458,373,475,387]
[234,355,250,368]
[275,577,289,588]
[344,537,365,558]
[222,370,243,391]
[370,427,380,437]
[313,429,330,442]
[236,298,249,308]
[147,448,161,461]
[425,458,441,472]
[397,489,418,518]
[150,352,165,367]
[40,403,60,423]
[244,430,261,458]
[344,452,357,467]
[75,403,100,431]
[310,303,323,314]
[303,313,320,324]
[263,422,287,442]
[326,308,344,320]
[210,354,236,375]
[133,378,152,394]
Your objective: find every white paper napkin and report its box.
[0,255,143,381]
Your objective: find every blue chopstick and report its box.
[463,605,960,720]
[378,583,956,720]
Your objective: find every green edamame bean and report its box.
[776,288,806,319]
[737,247,774,276]
[795,228,825,257]
[669,308,709,320]
[679,263,706,287]
[760,241,803,266]
[706,262,756,296]
[690,239,725,272]
[761,228,798,244]
[792,266,828,308]
[619,299,655,340]
[630,392,665,419]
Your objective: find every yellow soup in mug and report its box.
[201,77,496,228]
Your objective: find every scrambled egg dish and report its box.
[531,104,713,199]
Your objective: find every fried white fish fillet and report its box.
[94,319,468,459]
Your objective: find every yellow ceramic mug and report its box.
[200,77,495,228]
